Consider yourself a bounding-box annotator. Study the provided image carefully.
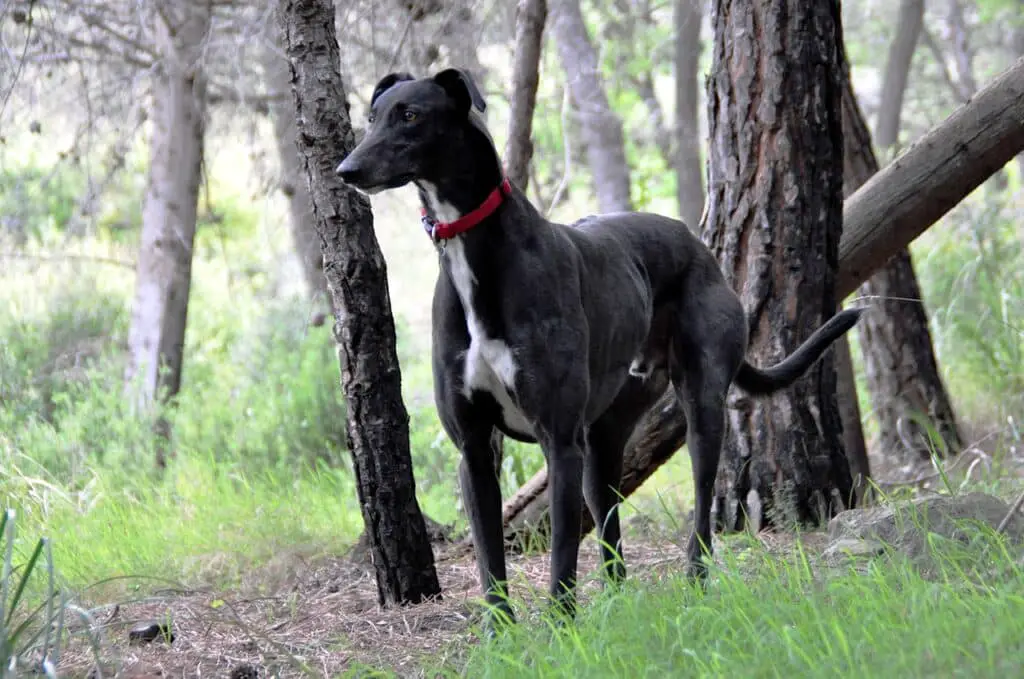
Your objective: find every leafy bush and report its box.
[915,195,1024,426]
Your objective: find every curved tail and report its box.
[734,308,864,395]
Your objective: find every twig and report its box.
[546,83,573,217]
[0,0,34,120]
[0,252,136,270]
[996,490,1024,535]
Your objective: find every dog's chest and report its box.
[443,239,533,437]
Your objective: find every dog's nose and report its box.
[335,157,362,184]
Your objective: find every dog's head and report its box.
[335,69,487,194]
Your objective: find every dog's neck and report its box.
[415,122,506,231]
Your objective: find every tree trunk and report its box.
[673,0,704,228]
[702,0,850,530]
[125,2,211,445]
[265,44,329,304]
[550,0,633,212]
[504,0,547,193]
[845,0,963,464]
[278,0,441,606]
[491,54,1024,544]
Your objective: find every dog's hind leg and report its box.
[584,419,628,585]
[671,305,746,581]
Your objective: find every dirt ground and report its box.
[57,529,722,679]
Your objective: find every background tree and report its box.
[278,0,441,606]
[124,1,212,450]
[550,0,633,212]
[264,43,329,305]
[853,0,963,467]
[504,0,547,192]
[673,0,705,228]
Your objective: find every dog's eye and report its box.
[403,110,417,122]
[367,112,376,124]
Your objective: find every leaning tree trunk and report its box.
[550,0,633,212]
[673,0,704,228]
[265,44,329,304]
[279,0,440,606]
[853,0,963,464]
[488,55,1024,546]
[504,0,547,193]
[125,1,211,452]
[703,0,851,530]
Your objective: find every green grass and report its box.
[438,532,1024,678]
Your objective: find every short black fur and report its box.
[336,69,863,630]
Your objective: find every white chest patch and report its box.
[440,228,533,439]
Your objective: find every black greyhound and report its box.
[336,68,862,626]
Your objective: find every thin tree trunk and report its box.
[125,2,211,452]
[279,0,441,606]
[265,45,328,303]
[550,0,633,212]
[852,0,963,464]
[874,0,923,152]
[504,0,547,192]
[674,0,704,228]
[490,54,1024,545]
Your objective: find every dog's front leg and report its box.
[539,427,586,619]
[458,431,513,629]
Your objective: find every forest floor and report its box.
[54,460,1024,679]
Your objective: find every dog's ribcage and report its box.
[443,239,535,438]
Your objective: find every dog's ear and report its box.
[370,72,415,108]
[433,68,487,115]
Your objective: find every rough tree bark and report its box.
[125,1,211,451]
[673,0,704,228]
[279,0,441,606]
[486,54,1024,547]
[550,0,633,212]
[701,0,851,529]
[264,45,328,303]
[853,0,963,465]
[504,0,547,192]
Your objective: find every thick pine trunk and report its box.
[491,55,1024,545]
[265,45,328,303]
[550,0,633,212]
[703,0,851,530]
[673,0,704,228]
[125,2,211,441]
[279,0,440,606]
[504,0,547,193]
[850,0,962,464]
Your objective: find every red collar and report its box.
[421,178,512,241]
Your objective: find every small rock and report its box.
[823,537,886,564]
[229,663,261,679]
[128,621,174,645]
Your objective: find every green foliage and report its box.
[442,529,1024,678]
[0,165,84,243]
[0,510,62,678]
[913,195,1024,426]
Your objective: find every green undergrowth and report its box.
[431,526,1024,679]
